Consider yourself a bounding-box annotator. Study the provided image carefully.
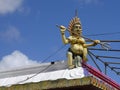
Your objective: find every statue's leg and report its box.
[83,48,88,62]
[67,52,74,69]
[75,56,82,67]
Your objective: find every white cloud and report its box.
[0,0,23,14]
[0,50,38,70]
[0,26,21,42]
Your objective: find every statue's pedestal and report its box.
[64,67,89,79]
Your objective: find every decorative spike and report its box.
[75,9,78,17]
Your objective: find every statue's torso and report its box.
[68,36,85,54]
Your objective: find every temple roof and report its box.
[0,60,88,87]
[0,60,120,90]
[0,61,67,79]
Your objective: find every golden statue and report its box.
[58,15,100,69]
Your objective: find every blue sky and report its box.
[0,0,120,83]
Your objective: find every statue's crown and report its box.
[68,16,81,30]
[68,11,81,35]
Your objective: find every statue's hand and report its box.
[93,40,100,46]
[60,25,66,34]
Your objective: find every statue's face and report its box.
[73,24,82,36]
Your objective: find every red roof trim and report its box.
[82,62,120,90]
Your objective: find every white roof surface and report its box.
[0,60,89,87]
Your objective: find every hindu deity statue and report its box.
[59,16,100,69]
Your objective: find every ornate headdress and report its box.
[68,16,81,35]
[68,11,82,35]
